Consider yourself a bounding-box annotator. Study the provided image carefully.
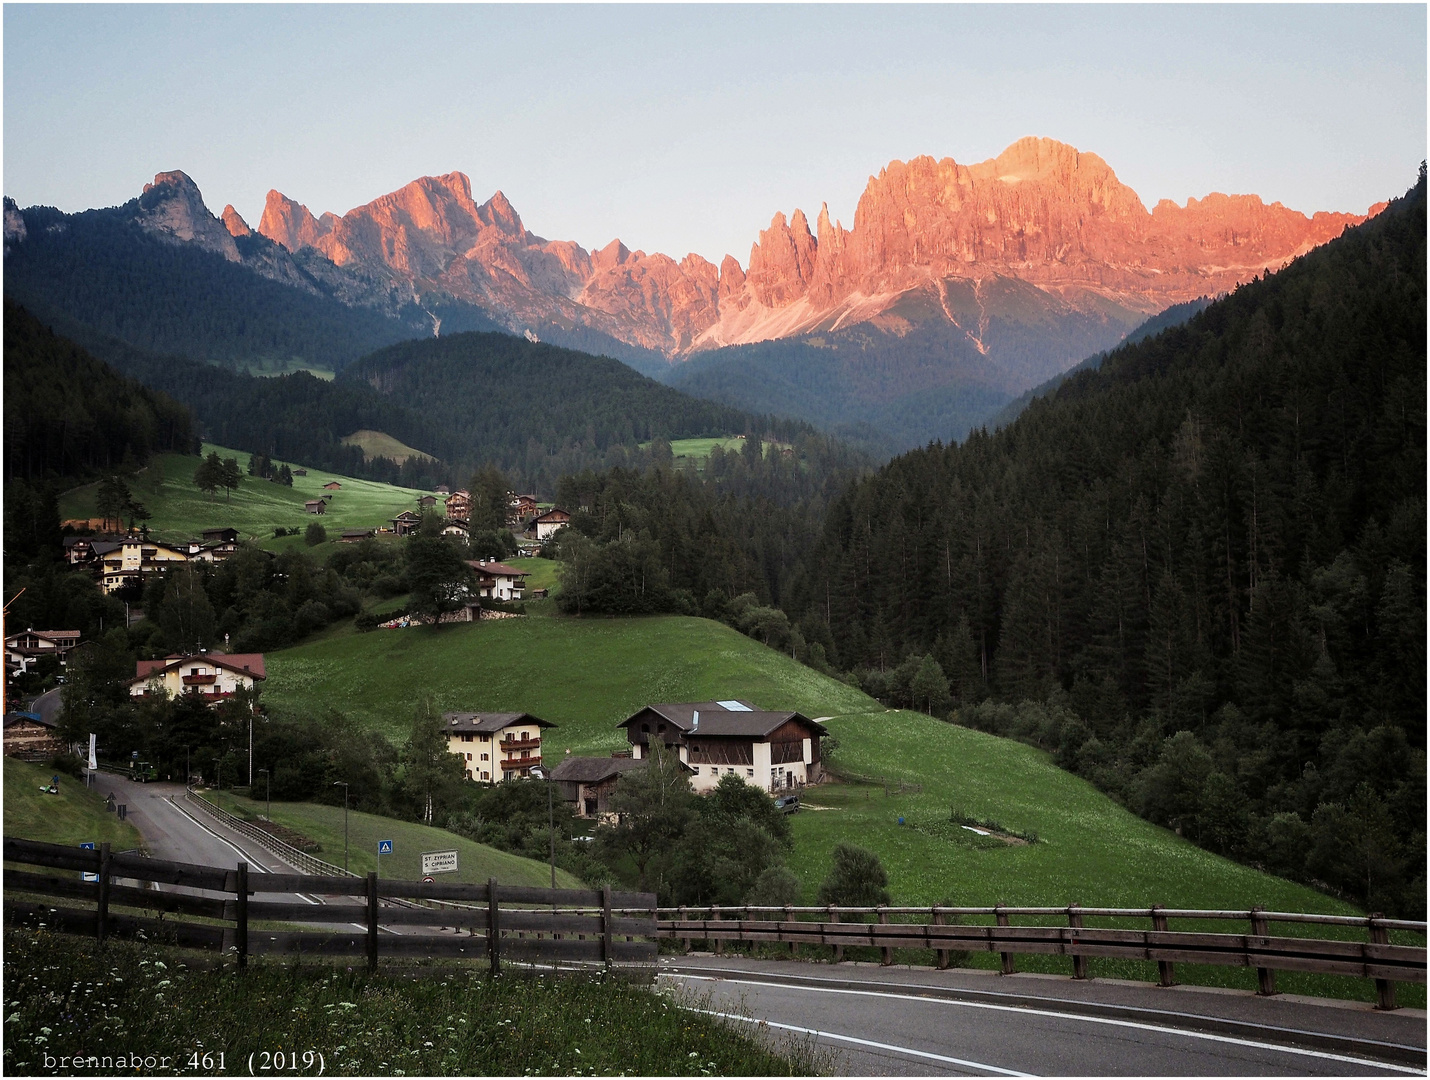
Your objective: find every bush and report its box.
[304,522,327,546]
[747,865,802,907]
[816,843,890,907]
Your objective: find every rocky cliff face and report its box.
[251,137,1378,363]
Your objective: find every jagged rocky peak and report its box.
[221,205,252,238]
[4,196,27,248]
[259,190,332,252]
[135,171,240,262]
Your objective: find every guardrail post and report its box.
[96,843,111,944]
[1068,903,1086,980]
[602,885,613,967]
[234,862,248,970]
[1368,915,1397,1011]
[366,872,379,972]
[488,878,501,975]
[829,906,843,962]
[995,904,1015,975]
[1249,906,1275,996]
[679,905,689,951]
[879,906,892,966]
[712,906,723,955]
[786,904,797,956]
[934,907,949,970]
[1151,905,1175,986]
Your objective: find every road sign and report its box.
[377,839,393,855]
[422,876,435,884]
[421,849,458,876]
[79,842,98,883]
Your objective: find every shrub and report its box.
[747,865,803,907]
[816,842,890,907]
[304,522,327,546]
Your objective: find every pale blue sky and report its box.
[4,5,1425,265]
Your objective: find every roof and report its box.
[341,528,374,537]
[535,507,570,522]
[304,499,325,505]
[443,711,555,733]
[619,701,828,738]
[129,651,267,685]
[323,481,342,488]
[63,536,96,548]
[90,541,122,556]
[466,560,529,578]
[550,756,650,784]
[6,630,82,645]
[4,710,56,729]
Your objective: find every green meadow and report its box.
[263,615,874,750]
[4,758,142,850]
[196,789,581,887]
[340,428,435,464]
[58,444,433,548]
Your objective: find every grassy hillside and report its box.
[197,789,581,887]
[59,443,432,547]
[263,615,876,748]
[340,428,435,464]
[4,758,142,849]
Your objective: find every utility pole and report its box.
[530,766,556,889]
[259,767,270,822]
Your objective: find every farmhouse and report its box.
[435,484,450,495]
[293,468,308,477]
[3,711,63,760]
[304,499,326,514]
[127,651,266,703]
[441,520,469,543]
[444,490,473,521]
[550,754,698,818]
[443,711,554,782]
[418,494,438,509]
[99,540,189,594]
[507,494,539,527]
[202,528,240,544]
[618,700,827,794]
[323,481,342,491]
[340,528,375,543]
[63,537,106,566]
[390,511,422,536]
[6,629,82,681]
[466,559,529,602]
[527,507,571,541]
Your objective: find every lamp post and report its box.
[529,766,556,889]
[334,781,350,872]
[258,767,270,822]
[248,709,254,788]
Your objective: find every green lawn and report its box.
[4,758,142,849]
[519,556,561,593]
[198,789,581,887]
[59,444,434,548]
[340,428,435,465]
[263,615,875,750]
[639,436,792,465]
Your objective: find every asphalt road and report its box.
[657,957,1428,1077]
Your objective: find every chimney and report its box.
[692,710,699,732]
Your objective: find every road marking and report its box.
[663,974,1426,1075]
[689,1006,1030,1076]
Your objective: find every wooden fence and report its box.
[656,903,1426,1010]
[3,837,657,971]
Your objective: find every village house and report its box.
[304,499,326,514]
[418,494,438,510]
[293,468,308,477]
[527,507,571,541]
[551,754,698,819]
[323,481,342,491]
[126,651,266,703]
[507,494,539,527]
[99,539,190,594]
[390,510,422,536]
[444,490,473,521]
[5,629,82,681]
[202,528,240,544]
[618,700,827,794]
[3,711,63,760]
[440,520,469,543]
[466,559,529,601]
[63,537,106,566]
[435,484,450,495]
[443,711,554,782]
[340,528,375,543]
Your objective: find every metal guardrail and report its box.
[181,790,350,878]
[4,837,658,971]
[653,903,1427,1011]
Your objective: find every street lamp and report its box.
[334,781,350,872]
[258,767,271,822]
[529,766,557,889]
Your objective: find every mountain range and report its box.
[4,137,1382,447]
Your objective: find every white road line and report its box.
[662,974,1426,1076]
[690,1006,1031,1076]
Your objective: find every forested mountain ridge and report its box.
[803,169,1425,913]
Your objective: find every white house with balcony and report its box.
[443,710,554,782]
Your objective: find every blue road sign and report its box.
[378,839,393,855]
[80,842,98,882]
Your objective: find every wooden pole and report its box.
[934,907,949,970]
[602,885,613,967]
[830,906,843,962]
[1250,906,1275,996]
[96,843,111,945]
[1068,903,1086,980]
[1368,915,1397,1011]
[995,904,1015,975]
[366,872,379,972]
[234,862,248,971]
[879,906,892,966]
[1151,905,1175,987]
[488,878,501,975]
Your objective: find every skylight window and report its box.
[717,700,752,711]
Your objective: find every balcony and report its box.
[500,737,542,751]
[182,673,217,686]
[500,755,540,771]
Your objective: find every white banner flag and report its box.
[88,733,97,771]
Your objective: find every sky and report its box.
[4,4,1425,265]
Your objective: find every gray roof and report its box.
[443,711,554,733]
[4,711,56,729]
[619,702,828,738]
[550,756,648,783]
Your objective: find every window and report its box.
[481,753,488,761]
[480,734,489,742]
[747,769,754,777]
[466,752,472,761]
[482,771,490,780]
[461,733,472,742]
[466,769,472,780]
